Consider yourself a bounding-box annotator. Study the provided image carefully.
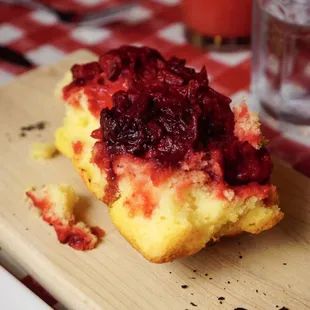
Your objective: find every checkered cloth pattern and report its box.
[0,0,309,308]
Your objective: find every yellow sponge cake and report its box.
[55,46,283,263]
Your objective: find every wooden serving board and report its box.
[0,50,310,310]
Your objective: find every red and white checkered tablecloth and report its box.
[0,0,309,308]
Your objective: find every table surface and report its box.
[0,1,309,309]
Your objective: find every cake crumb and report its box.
[31,142,57,160]
[25,184,104,250]
[233,102,262,149]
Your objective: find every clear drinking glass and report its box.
[251,0,310,139]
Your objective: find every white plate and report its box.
[0,266,52,310]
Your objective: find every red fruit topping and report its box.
[71,62,101,82]
[96,46,272,187]
[99,45,164,83]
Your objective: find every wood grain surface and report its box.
[0,50,309,310]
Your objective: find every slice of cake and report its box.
[55,46,283,263]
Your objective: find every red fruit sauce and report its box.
[72,141,84,155]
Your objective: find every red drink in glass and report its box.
[181,0,252,48]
